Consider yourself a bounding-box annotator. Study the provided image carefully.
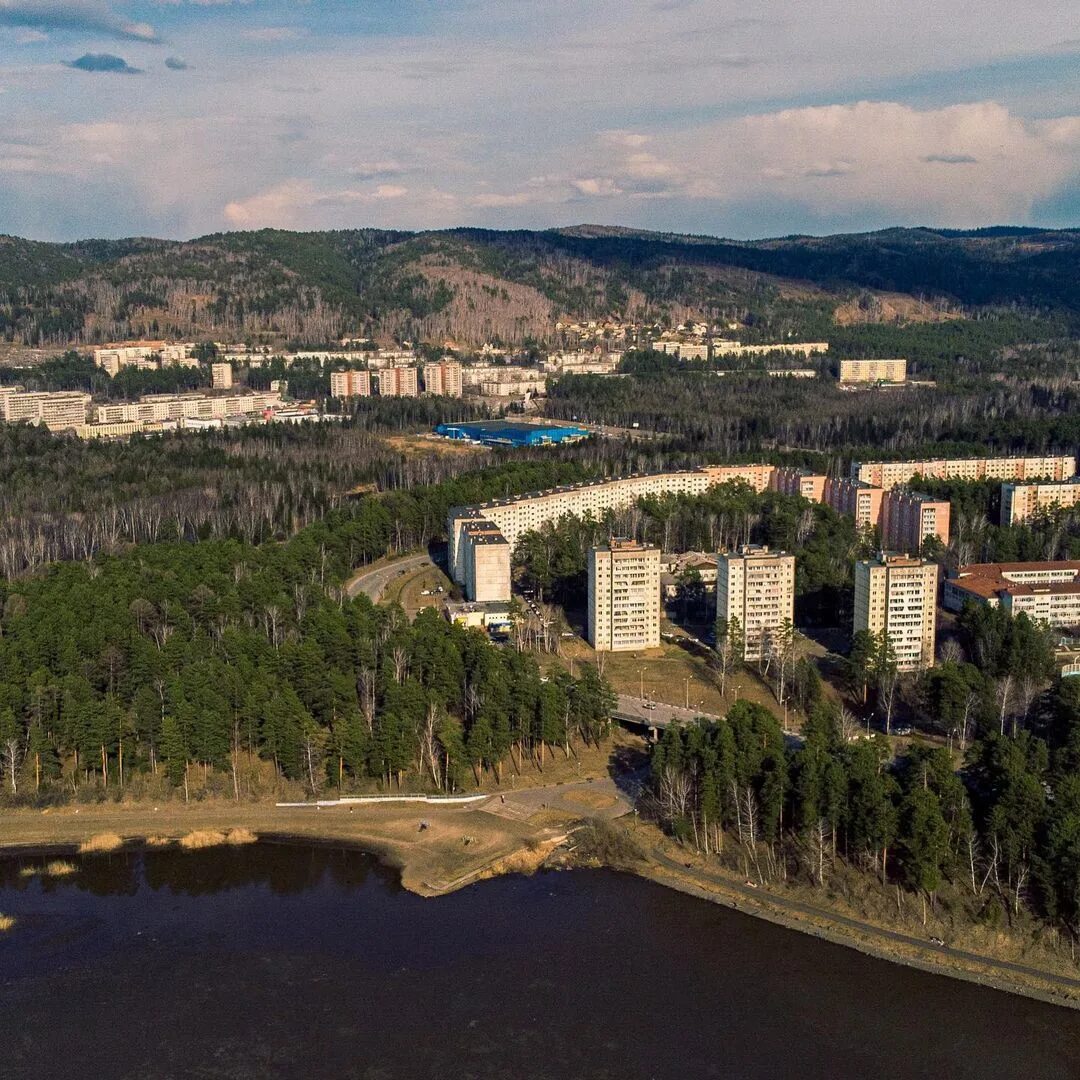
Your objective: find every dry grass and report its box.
[225,827,257,845]
[144,835,172,848]
[0,913,14,933]
[78,832,124,854]
[44,860,77,877]
[179,829,227,850]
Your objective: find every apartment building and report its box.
[545,351,621,376]
[881,490,950,552]
[825,477,885,532]
[771,467,827,502]
[329,370,372,398]
[422,361,463,398]
[377,366,419,398]
[93,342,195,376]
[480,375,548,397]
[839,358,908,384]
[852,455,1076,490]
[715,546,796,662]
[654,341,709,360]
[588,540,661,652]
[854,554,938,671]
[459,521,511,603]
[0,389,91,430]
[945,561,1080,623]
[1001,480,1080,525]
[712,341,829,358]
[95,392,280,425]
[211,363,233,390]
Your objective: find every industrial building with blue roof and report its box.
[434,420,589,447]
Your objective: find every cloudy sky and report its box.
[0,0,1078,240]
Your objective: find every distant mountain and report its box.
[0,224,1077,349]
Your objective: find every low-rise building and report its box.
[854,553,938,671]
[944,562,1080,629]
[715,545,796,661]
[588,539,662,652]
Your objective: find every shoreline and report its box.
[4,800,1080,1011]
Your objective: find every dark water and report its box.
[1,845,1079,1079]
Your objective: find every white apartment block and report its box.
[588,540,662,652]
[839,358,908,383]
[715,546,796,662]
[423,361,463,398]
[93,342,195,376]
[0,389,91,430]
[211,363,233,390]
[1001,480,1080,525]
[853,455,1076,490]
[447,465,775,599]
[854,554,938,672]
[95,391,281,425]
[330,370,372,398]
[713,342,829,358]
[377,366,419,398]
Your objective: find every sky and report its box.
[0,0,1077,241]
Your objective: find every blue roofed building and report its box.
[434,420,589,447]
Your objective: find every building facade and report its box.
[459,521,512,604]
[772,467,827,502]
[211,363,233,390]
[881,490,950,553]
[377,366,419,398]
[715,546,796,661]
[423,361,463,397]
[1001,481,1080,525]
[588,540,661,652]
[944,561,1080,629]
[839,358,908,383]
[854,554,938,671]
[330,370,372,398]
[853,455,1076,490]
[0,389,91,429]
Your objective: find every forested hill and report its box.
[0,224,1078,349]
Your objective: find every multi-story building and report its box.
[854,554,938,671]
[588,540,661,652]
[825,477,885,532]
[0,390,92,430]
[422,361,463,398]
[377,366,419,398]
[459,521,511,603]
[715,546,796,661]
[329,370,372,398]
[944,561,1080,630]
[211,363,233,390]
[771,467,827,502]
[881,490,950,552]
[712,341,829,358]
[1001,480,1080,525]
[852,455,1076,490]
[839,358,908,384]
[95,392,280,425]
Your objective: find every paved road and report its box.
[481,776,634,822]
[346,553,434,602]
[651,848,1080,996]
[614,694,721,729]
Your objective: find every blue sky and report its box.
[0,0,1077,240]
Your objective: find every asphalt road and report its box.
[614,694,721,729]
[481,776,634,822]
[346,553,434,602]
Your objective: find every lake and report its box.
[1,843,1078,1079]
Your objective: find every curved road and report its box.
[346,553,434,602]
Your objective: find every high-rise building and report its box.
[1001,481,1080,525]
[854,553,938,671]
[588,540,661,652]
[771,467,827,502]
[0,390,92,430]
[377,366,419,398]
[852,455,1076,490]
[459,520,511,603]
[423,361,463,397]
[330,370,372,398]
[881,490,950,552]
[211,362,233,390]
[715,546,796,661]
[825,477,885,533]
